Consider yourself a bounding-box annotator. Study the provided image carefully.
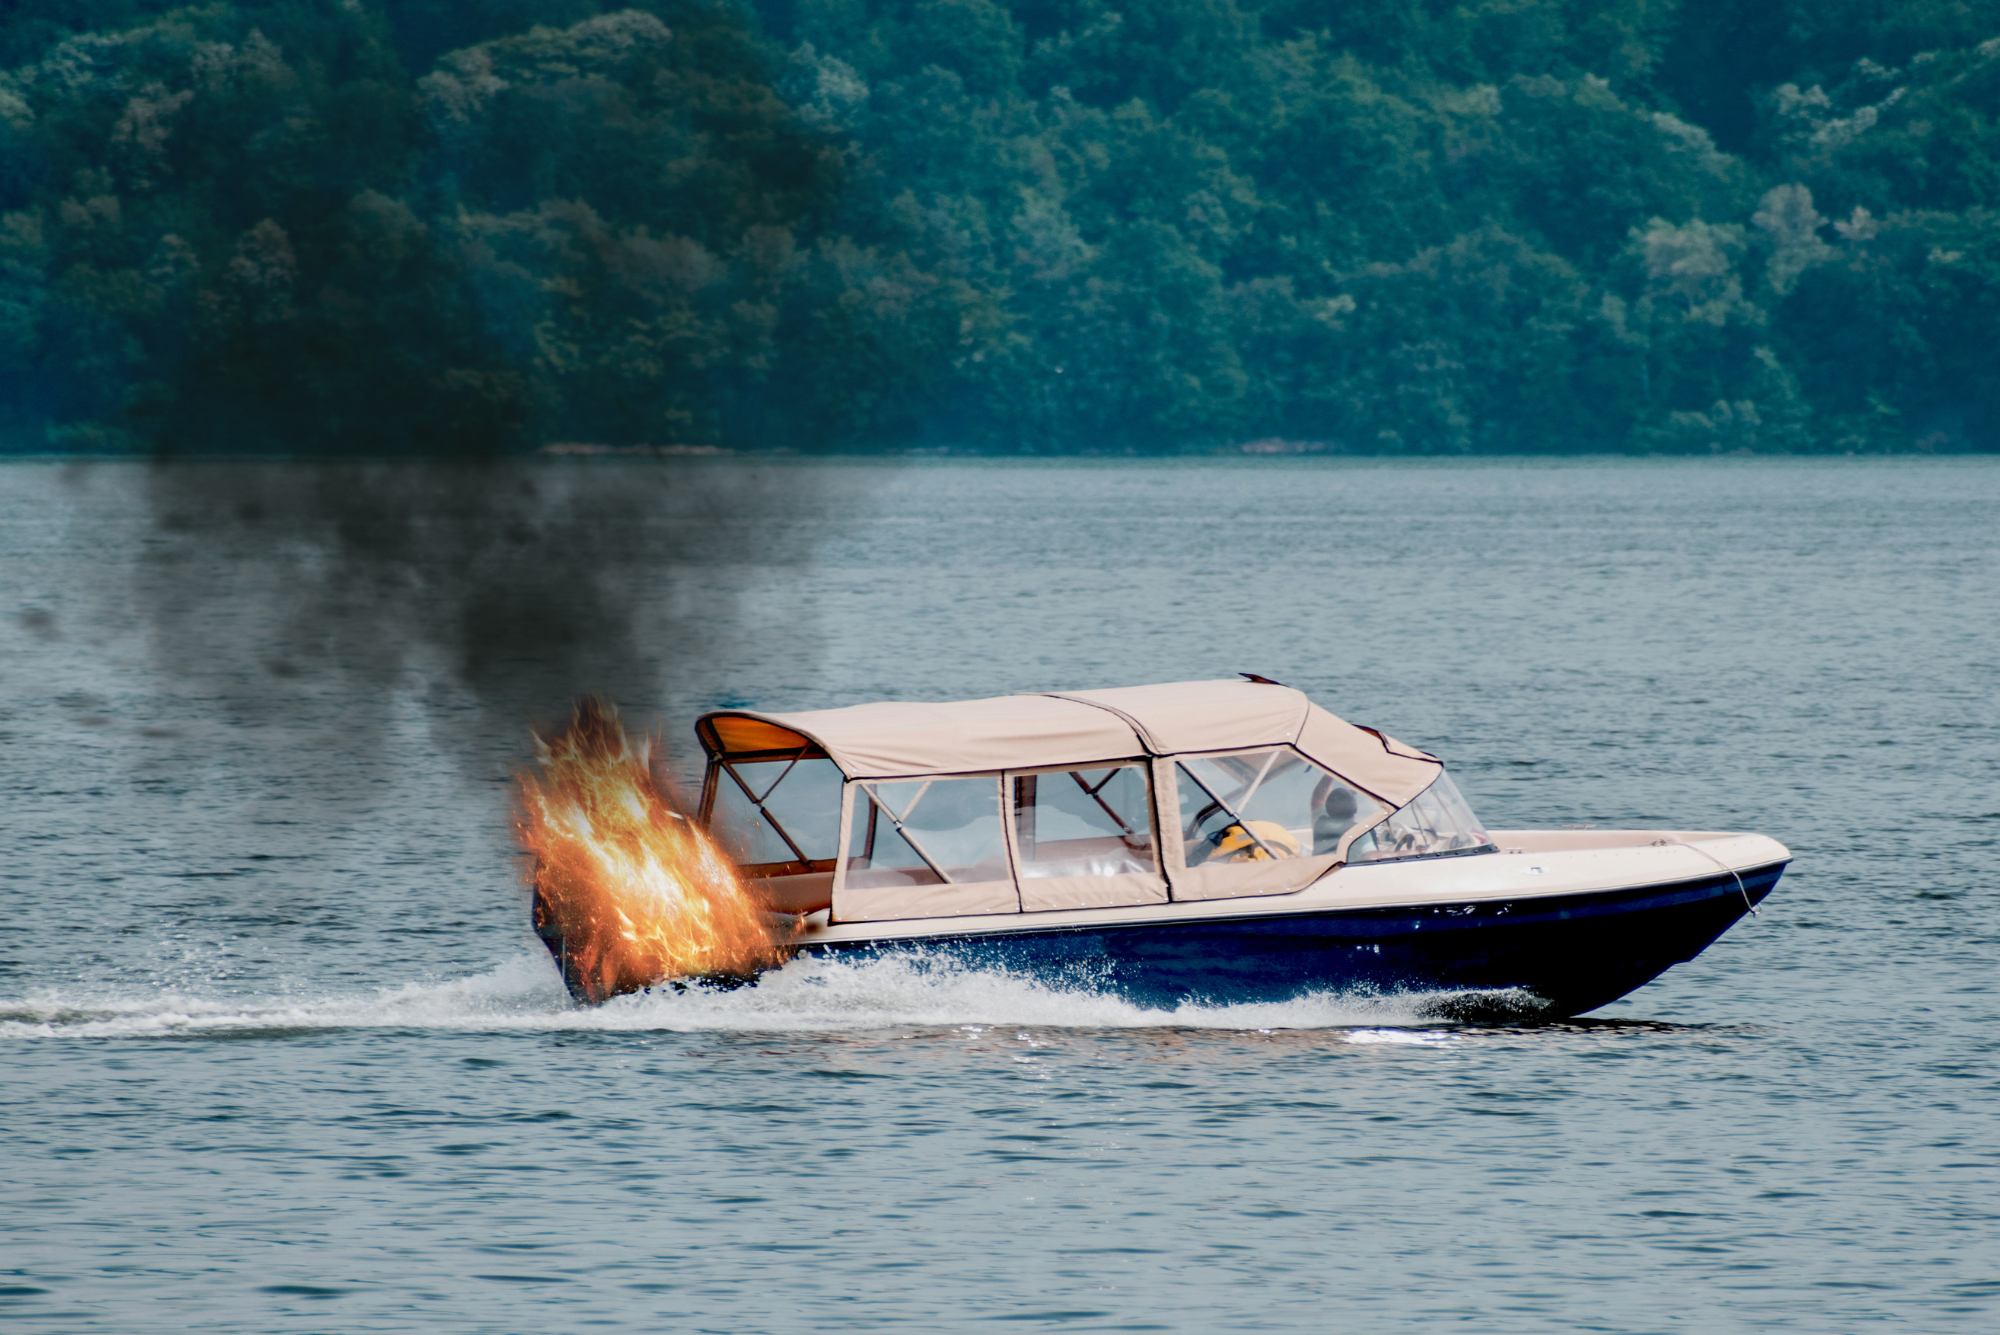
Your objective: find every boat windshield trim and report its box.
[1348,842,1501,865]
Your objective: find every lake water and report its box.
[3,456,1996,1331]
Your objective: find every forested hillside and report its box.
[3,0,1996,454]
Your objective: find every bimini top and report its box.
[697,678,1442,805]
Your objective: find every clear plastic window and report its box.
[843,776,1010,890]
[1176,749,1382,867]
[1344,774,1494,863]
[1012,765,1157,879]
[709,756,846,871]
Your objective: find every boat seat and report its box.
[750,871,835,916]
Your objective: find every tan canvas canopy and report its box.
[695,680,1484,924]
[697,679,1441,805]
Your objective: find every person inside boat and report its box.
[1313,779,1360,856]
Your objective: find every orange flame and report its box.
[514,697,790,1004]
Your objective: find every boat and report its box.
[575,679,1788,1017]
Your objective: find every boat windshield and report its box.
[1344,774,1494,862]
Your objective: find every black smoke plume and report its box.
[135,461,842,773]
[5,3,874,773]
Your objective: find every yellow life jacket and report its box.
[1204,820,1301,863]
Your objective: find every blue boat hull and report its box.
[800,862,1788,1018]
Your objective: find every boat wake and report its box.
[0,952,1544,1041]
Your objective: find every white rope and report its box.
[1668,839,1758,916]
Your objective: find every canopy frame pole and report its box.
[750,750,808,804]
[718,750,814,869]
[1234,750,1282,812]
[1069,769,1140,839]
[1179,759,1286,861]
[860,780,956,884]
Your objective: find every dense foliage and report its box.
[2,0,1996,454]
